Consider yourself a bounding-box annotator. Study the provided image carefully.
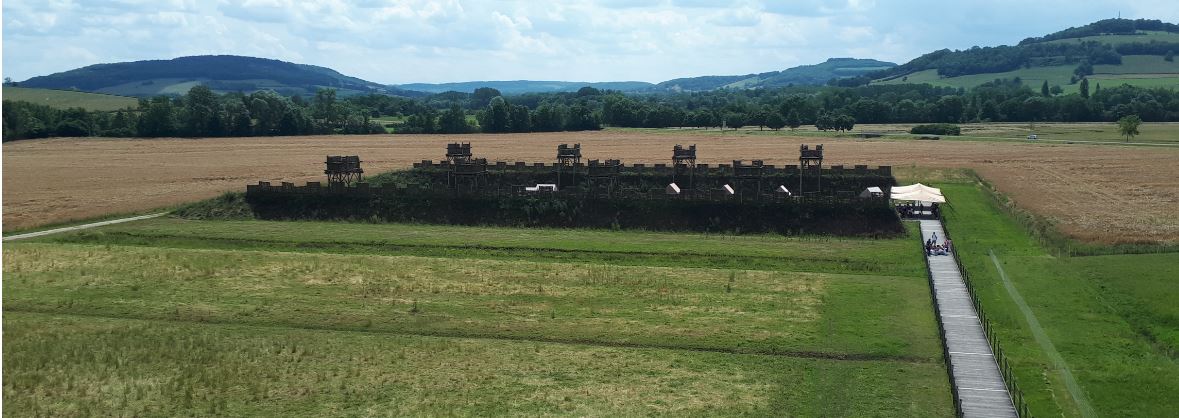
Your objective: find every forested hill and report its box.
[396,80,655,95]
[871,18,1179,82]
[657,58,896,91]
[19,55,425,98]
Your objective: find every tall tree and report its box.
[137,96,178,137]
[438,104,471,134]
[1041,80,1050,97]
[1079,78,1090,99]
[471,87,502,108]
[479,96,511,133]
[1117,114,1141,142]
[313,88,339,126]
[183,85,222,137]
[786,110,801,131]
[765,112,786,131]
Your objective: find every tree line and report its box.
[5,77,1179,141]
[2,85,384,141]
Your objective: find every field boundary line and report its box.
[2,308,936,364]
[3,213,169,241]
[988,249,1097,418]
[46,231,922,277]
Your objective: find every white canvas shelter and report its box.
[775,185,791,195]
[666,183,681,195]
[721,184,735,195]
[891,189,946,203]
[891,183,943,196]
[860,186,884,198]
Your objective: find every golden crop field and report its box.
[4,129,1178,244]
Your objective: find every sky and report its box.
[3,0,1177,85]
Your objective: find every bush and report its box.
[910,123,961,136]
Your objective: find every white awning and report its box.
[891,189,946,203]
[891,183,943,196]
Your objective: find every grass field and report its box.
[2,86,139,111]
[937,180,1179,417]
[3,219,953,416]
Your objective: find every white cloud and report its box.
[3,0,1178,84]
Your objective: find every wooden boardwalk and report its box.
[920,220,1019,418]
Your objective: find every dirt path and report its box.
[5,132,1178,244]
[3,212,169,241]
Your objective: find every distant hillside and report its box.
[657,58,897,91]
[2,87,138,111]
[1018,18,1179,45]
[872,19,1179,93]
[19,55,426,98]
[397,80,655,95]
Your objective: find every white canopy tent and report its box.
[891,183,943,196]
[891,189,946,203]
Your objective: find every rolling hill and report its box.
[396,80,655,95]
[657,58,897,91]
[873,18,1179,93]
[18,55,426,98]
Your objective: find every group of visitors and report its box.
[925,232,953,256]
[896,202,941,219]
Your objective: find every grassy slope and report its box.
[2,220,951,416]
[939,181,1179,417]
[2,86,138,111]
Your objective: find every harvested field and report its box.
[5,131,1178,244]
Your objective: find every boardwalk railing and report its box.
[937,213,1032,418]
[920,238,963,415]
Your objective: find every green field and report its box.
[937,181,1179,417]
[1041,30,1179,46]
[875,55,1179,94]
[2,86,138,111]
[3,219,952,416]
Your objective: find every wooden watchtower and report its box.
[555,143,582,188]
[325,155,363,185]
[445,143,486,191]
[449,158,489,191]
[799,144,824,194]
[672,144,697,190]
[446,142,473,164]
